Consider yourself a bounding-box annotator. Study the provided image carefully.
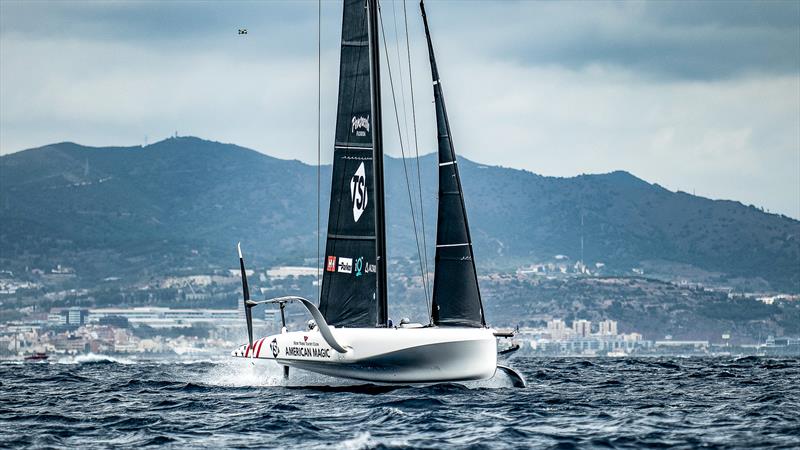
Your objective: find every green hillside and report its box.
[1,136,797,292]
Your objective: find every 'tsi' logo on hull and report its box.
[270,338,279,358]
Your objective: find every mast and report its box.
[366,0,388,327]
[421,0,486,327]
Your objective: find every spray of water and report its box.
[200,358,520,390]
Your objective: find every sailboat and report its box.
[232,0,524,387]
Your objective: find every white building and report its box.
[48,313,67,326]
[266,266,318,280]
[547,319,568,340]
[87,307,247,329]
[599,320,618,336]
[572,319,591,338]
[47,307,87,326]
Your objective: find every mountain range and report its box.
[1,136,798,292]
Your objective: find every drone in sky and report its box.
[238,28,248,35]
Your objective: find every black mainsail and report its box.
[319,0,388,328]
[421,1,486,327]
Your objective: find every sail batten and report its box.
[422,1,486,328]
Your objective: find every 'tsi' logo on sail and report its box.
[350,162,368,222]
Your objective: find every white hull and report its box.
[233,326,497,383]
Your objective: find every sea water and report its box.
[1,357,798,448]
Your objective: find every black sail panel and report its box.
[319,0,380,327]
[422,1,486,327]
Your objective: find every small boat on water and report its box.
[232,0,524,388]
[24,352,49,362]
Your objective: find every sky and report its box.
[1,0,799,218]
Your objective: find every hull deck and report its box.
[233,326,497,383]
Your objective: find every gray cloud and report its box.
[1,0,798,218]
[435,1,800,80]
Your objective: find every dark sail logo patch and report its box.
[326,256,337,272]
[350,162,368,222]
[351,115,370,136]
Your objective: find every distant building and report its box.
[598,320,618,336]
[623,332,643,342]
[227,269,255,278]
[48,312,67,326]
[87,307,245,329]
[51,264,75,275]
[572,319,591,338]
[68,308,87,326]
[547,319,568,340]
[53,335,88,353]
[654,340,708,348]
[48,307,88,326]
[266,266,318,280]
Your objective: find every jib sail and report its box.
[421,1,486,327]
[319,0,387,327]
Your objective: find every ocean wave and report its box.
[0,357,798,448]
[73,353,136,365]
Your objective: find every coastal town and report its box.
[2,305,797,361]
[1,261,799,361]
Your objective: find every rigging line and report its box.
[391,0,411,151]
[394,0,429,311]
[403,0,431,318]
[378,4,429,312]
[316,0,322,301]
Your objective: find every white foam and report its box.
[333,432,372,450]
[59,353,135,365]
[321,431,409,450]
[200,358,285,387]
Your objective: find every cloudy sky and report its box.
[1,1,798,218]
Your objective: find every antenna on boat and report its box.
[237,242,254,353]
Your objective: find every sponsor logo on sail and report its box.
[350,162,368,222]
[338,257,353,273]
[355,257,376,277]
[270,338,279,358]
[326,256,337,272]
[351,115,370,136]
